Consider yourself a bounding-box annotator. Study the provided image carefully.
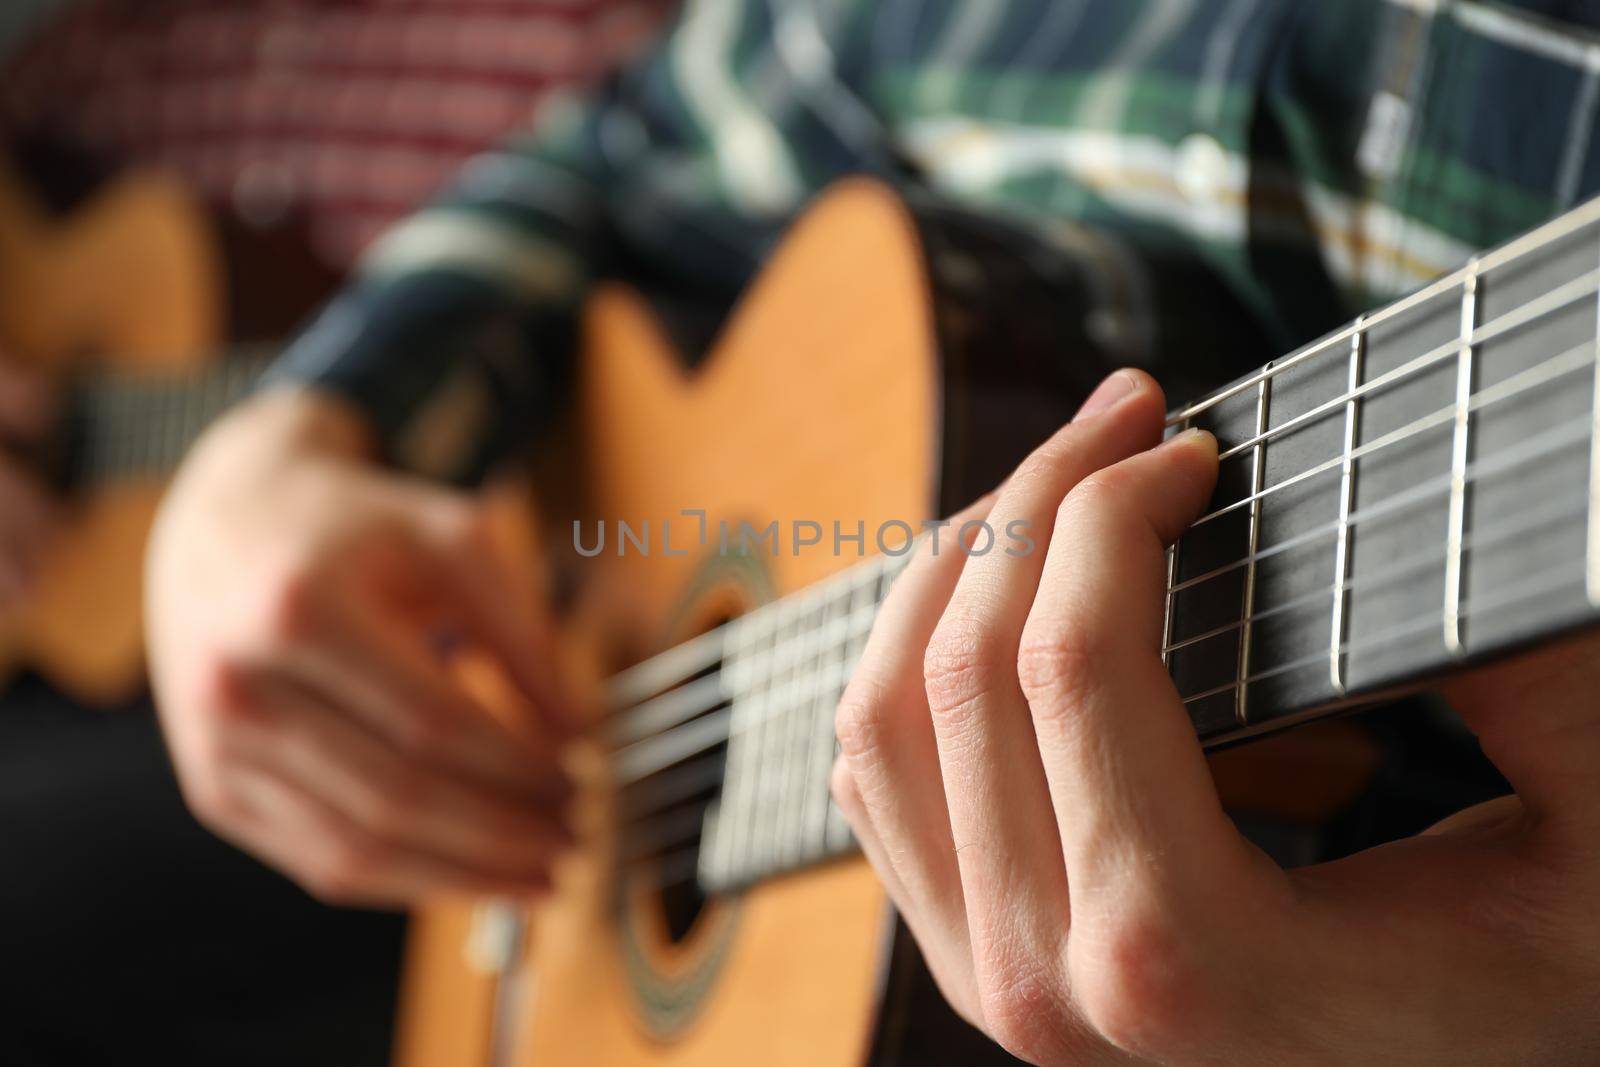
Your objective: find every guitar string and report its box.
[1189,335,1596,531]
[612,502,1587,840]
[1204,269,1598,467]
[1169,402,1593,597]
[1161,488,1587,656]
[603,355,1598,753]
[1180,547,1588,705]
[1166,194,1600,428]
[77,351,271,480]
[615,545,1594,886]
[614,204,1600,891]
[110,358,265,473]
[601,274,1600,716]
[604,413,1593,795]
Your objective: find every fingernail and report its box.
[1074,371,1138,421]
[1162,427,1218,453]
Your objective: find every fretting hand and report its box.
[146,388,576,907]
[830,368,1600,1064]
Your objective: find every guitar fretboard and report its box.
[1166,195,1600,745]
[608,195,1600,895]
[64,348,273,484]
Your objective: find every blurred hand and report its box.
[0,357,59,611]
[146,388,575,907]
[832,369,1600,1064]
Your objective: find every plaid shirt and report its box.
[275,0,1600,480]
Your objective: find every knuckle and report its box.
[367,782,426,840]
[443,505,495,554]
[922,617,1009,723]
[1008,439,1076,496]
[182,773,244,832]
[833,676,892,761]
[306,839,381,905]
[1069,912,1203,1056]
[396,712,458,756]
[263,568,324,645]
[828,757,861,817]
[1015,625,1104,730]
[978,960,1073,1064]
[1058,471,1122,527]
[195,656,254,721]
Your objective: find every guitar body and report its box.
[0,163,223,703]
[396,178,1390,1065]
[395,180,1103,1066]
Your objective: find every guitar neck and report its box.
[60,348,274,486]
[1167,194,1600,747]
[610,195,1600,894]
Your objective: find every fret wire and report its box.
[1444,260,1480,656]
[1590,230,1600,608]
[830,574,888,853]
[1161,419,1189,670]
[701,653,737,886]
[1195,273,1600,533]
[778,589,825,866]
[800,591,845,860]
[623,402,1593,785]
[73,350,273,485]
[1183,548,1587,707]
[1171,343,1596,599]
[612,597,881,785]
[1235,369,1272,724]
[616,370,1594,785]
[725,619,769,884]
[612,283,1589,730]
[1208,268,1599,471]
[616,419,1594,826]
[607,551,897,729]
[1169,193,1600,429]
[1330,317,1366,695]
[1165,485,1586,659]
[702,571,886,884]
[754,599,798,870]
[626,495,1593,835]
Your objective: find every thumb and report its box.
[417,498,578,738]
[1441,635,1600,832]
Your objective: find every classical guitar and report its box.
[0,163,267,702]
[394,179,1600,1066]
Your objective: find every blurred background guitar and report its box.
[0,160,274,701]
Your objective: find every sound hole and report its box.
[617,627,731,944]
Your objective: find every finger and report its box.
[923,372,1166,998]
[417,506,578,735]
[830,755,982,1026]
[0,360,55,441]
[219,766,555,909]
[1022,429,1269,905]
[232,672,573,885]
[281,598,573,800]
[834,493,995,977]
[0,455,58,600]
[1440,634,1600,833]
